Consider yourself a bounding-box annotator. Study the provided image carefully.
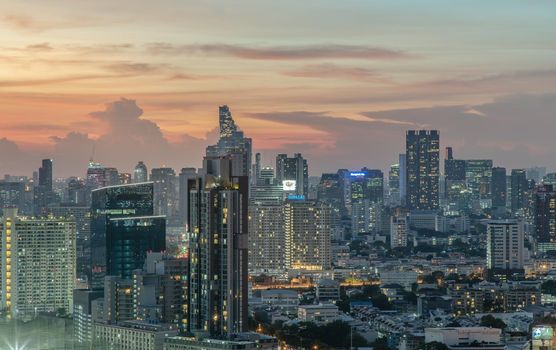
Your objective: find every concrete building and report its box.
[390,214,408,249]
[94,320,179,350]
[487,220,525,272]
[284,200,331,271]
[248,203,285,273]
[297,304,339,324]
[0,207,76,319]
[316,279,341,302]
[425,327,502,349]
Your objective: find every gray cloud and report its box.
[282,63,388,82]
[146,43,410,60]
[249,93,556,174]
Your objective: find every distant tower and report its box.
[133,161,148,183]
[205,106,252,177]
[406,130,440,210]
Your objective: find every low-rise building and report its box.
[297,304,339,324]
[425,327,503,349]
[94,320,179,350]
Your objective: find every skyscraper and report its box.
[486,220,524,277]
[511,169,528,213]
[90,182,159,288]
[106,216,165,280]
[465,160,493,208]
[151,167,178,222]
[275,153,309,197]
[533,184,556,253]
[390,213,408,249]
[399,153,407,205]
[444,147,466,181]
[187,156,248,338]
[283,199,331,271]
[178,167,197,226]
[134,161,148,183]
[35,158,56,214]
[1,207,76,319]
[406,130,440,210]
[491,167,507,209]
[206,106,252,177]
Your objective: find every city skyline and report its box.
[1,1,556,176]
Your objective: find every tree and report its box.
[542,280,556,296]
[370,337,391,350]
[480,314,507,329]
[422,341,449,350]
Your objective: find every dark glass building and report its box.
[275,153,309,197]
[90,182,157,288]
[187,156,249,338]
[491,167,507,209]
[106,216,165,279]
[511,169,528,212]
[406,130,440,210]
[534,184,556,251]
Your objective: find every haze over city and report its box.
[3,2,556,350]
[1,0,556,176]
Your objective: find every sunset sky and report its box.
[1,0,556,177]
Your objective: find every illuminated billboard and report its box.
[350,172,367,177]
[282,180,297,191]
[533,326,554,341]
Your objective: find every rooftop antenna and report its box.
[90,143,96,164]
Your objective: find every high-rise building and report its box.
[134,161,149,183]
[388,164,401,206]
[133,252,189,329]
[465,160,493,209]
[444,147,466,181]
[0,181,25,215]
[351,200,381,235]
[276,153,309,197]
[284,199,331,271]
[119,172,132,185]
[349,169,384,206]
[151,167,178,222]
[248,203,284,273]
[67,178,89,205]
[50,204,92,279]
[511,169,528,213]
[406,130,440,210]
[178,167,197,227]
[491,167,507,209]
[35,158,56,214]
[90,182,158,288]
[390,214,408,249]
[87,161,106,189]
[206,105,252,177]
[399,154,407,205]
[0,207,76,318]
[187,156,249,338]
[486,220,524,275]
[533,184,556,253]
[106,216,165,280]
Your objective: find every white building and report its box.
[260,289,299,313]
[94,321,178,350]
[351,200,381,235]
[297,303,339,324]
[379,270,418,291]
[0,207,76,319]
[284,200,331,271]
[316,278,341,302]
[487,220,525,270]
[390,215,408,249]
[248,203,285,273]
[425,327,502,349]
